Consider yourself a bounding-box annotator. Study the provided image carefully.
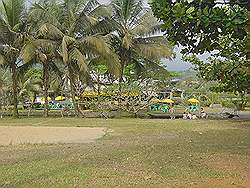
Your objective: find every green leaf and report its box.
[232,18,245,25]
[203,6,209,16]
[173,3,185,17]
[186,7,195,15]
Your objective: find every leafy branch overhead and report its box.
[150,0,249,56]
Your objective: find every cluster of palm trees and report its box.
[0,0,173,118]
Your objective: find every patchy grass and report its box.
[0,118,249,187]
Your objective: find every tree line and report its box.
[0,0,173,118]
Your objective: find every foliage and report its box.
[109,0,173,81]
[22,0,122,116]
[0,66,11,94]
[0,0,29,117]
[184,52,249,109]
[150,0,249,109]
[150,0,249,56]
[17,67,42,102]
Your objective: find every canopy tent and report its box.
[55,96,65,101]
[150,98,161,103]
[160,98,174,103]
[82,90,99,97]
[188,98,199,103]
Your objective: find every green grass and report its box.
[0,118,249,187]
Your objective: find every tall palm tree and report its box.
[21,38,61,117]
[20,1,64,117]
[0,0,27,118]
[110,0,173,83]
[30,0,120,116]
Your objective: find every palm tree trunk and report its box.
[119,60,125,84]
[97,75,101,96]
[239,91,246,110]
[68,65,80,116]
[10,62,19,118]
[118,60,126,95]
[43,62,49,117]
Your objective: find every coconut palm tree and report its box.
[20,1,64,117]
[109,0,173,83]
[20,30,63,117]
[30,0,120,116]
[17,67,42,107]
[0,0,28,118]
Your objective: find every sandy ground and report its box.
[0,126,106,146]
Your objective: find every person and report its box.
[192,114,198,119]
[183,112,188,119]
[200,108,207,119]
[169,104,175,119]
[187,112,192,119]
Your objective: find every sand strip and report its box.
[0,126,106,146]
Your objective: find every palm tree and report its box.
[21,36,61,117]
[0,0,27,118]
[19,1,64,117]
[110,0,173,83]
[17,67,42,108]
[30,0,120,116]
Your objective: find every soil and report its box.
[0,126,106,145]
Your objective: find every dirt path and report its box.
[0,126,106,146]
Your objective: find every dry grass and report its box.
[0,118,249,187]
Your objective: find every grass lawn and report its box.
[0,118,249,188]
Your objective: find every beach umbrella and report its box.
[82,90,98,97]
[150,98,160,103]
[41,97,52,101]
[160,98,174,103]
[188,98,199,103]
[55,96,65,101]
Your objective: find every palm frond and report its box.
[134,36,169,44]
[20,42,36,63]
[1,0,25,28]
[82,18,115,36]
[127,0,143,25]
[83,0,100,14]
[0,16,11,42]
[29,1,61,28]
[21,39,58,63]
[80,35,111,55]
[0,53,7,65]
[88,4,112,18]
[130,10,161,36]
[74,11,98,34]
[69,47,88,72]
[133,42,173,61]
[17,61,37,79]
[38,23,64,40]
